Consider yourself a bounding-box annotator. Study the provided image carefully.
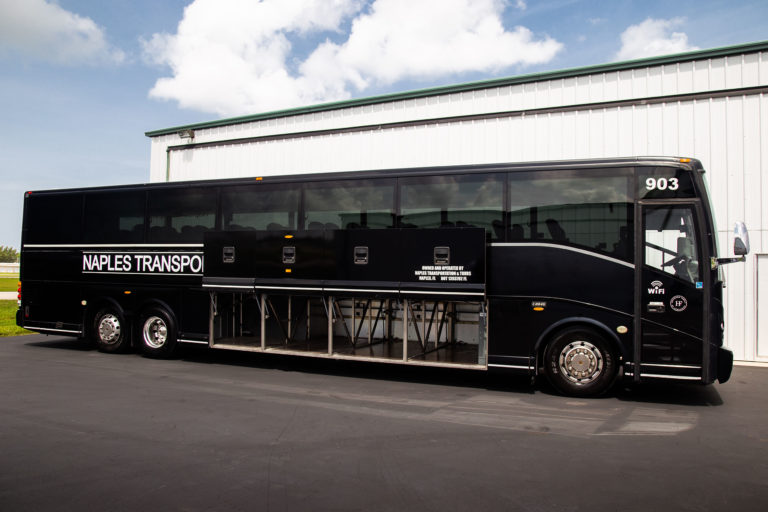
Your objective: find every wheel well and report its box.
[136,299,176,323]
[534,318,624,374]
[85,298,129,339]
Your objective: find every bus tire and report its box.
[543,326,617,397]
[93,307,130,353]
[138,307,177,359]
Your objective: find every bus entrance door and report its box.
[637,203,708,383]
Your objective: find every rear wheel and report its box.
[93,308,130,353]
[543,327,617,397]
[138,307,177,358]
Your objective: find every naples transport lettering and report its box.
[82,252,204,275]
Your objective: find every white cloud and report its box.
[0,0,124,65]
[616,17,699,61]
[143,0,562,117]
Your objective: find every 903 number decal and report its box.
[645,177,679,191]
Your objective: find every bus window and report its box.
[148,187,216,242]
[84,191,145,243]
[644,206,701,283]
[221,184,298,231]
[304,179,395,230]
[25,193,83,244]
[399,173,504,238]
[508,171,633,261]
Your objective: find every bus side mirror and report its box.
[733,221,750,256]
[717,221,750,266]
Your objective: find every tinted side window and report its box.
[221,184,299,231]
[399,173,504,239]
[84,191,145,243]
[644,206,701,283]
[508,170,633,262]
[25,193,83,244]
[304,179,395,230]
[148,187,216,242]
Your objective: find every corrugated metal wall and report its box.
[148,48,768,361]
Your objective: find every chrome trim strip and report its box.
[319,287,399,294]
[255,285,324,292]
[490,242,635,269]
[641,363,702,369]
[400,289,485,296]
[178,338,209,345]
[488,363,532,370]
[639,373,701,381]
[26,327,82,335]
[201,284,484,296]
[202,284,253,289]
[25,244,204,248]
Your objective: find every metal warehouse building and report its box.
[146,40,768,363]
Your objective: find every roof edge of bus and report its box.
[24,157,698,195]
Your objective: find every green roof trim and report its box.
[145,40,768,138]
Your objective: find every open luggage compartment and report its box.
[203,227,487,368]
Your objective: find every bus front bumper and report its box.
[717,347,734,383]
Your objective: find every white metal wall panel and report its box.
[758,255,768,361]
[159,96,763,206]
[148,48,768,361]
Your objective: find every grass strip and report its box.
[0,277,19,292]
[0,300,31,336]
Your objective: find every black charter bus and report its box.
[17,157,750,396]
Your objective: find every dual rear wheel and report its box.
[92,305,177,358]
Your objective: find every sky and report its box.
[0,0,766,249]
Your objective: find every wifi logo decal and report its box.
[648,280,665,295]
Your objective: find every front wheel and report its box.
[543,327,617,397]
[138,307,177,358]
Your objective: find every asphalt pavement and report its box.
[1,334,767,511]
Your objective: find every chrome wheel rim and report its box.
[142,316,168,349]
[558,340,603,384]
[97,314,121,344]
